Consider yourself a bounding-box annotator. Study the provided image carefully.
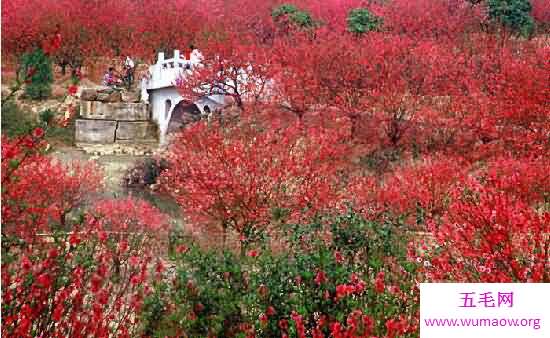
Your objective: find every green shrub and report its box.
[19,49,53,100]
[140,212,421,337]
[272,3,299,17]
[347,8,383,34]
[123,157,169,189]
[487,0,535,37]
[1,101,38,137]
[39,108,56,125]
[272,3,315,28]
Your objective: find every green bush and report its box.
[272,3,315,28]
[140,212,420,337]
[123,157,169,189]
[39,108,56,125]
[272,4,299,17]
[487,0,535,37]
[347,8,383,34]
[1,101,38,137]
[19,49,53,100]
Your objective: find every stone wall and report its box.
[75,88,158,144]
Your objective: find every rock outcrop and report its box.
[75,87,158,148]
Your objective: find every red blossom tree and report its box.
[2,136,169,337]
[159,119,350,249]
[177,33,277,111]
[426,177,549,282]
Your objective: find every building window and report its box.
[165,99,172,120]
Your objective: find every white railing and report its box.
[144,50,202,90]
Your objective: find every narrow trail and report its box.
[49,146,184,224]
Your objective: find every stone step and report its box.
[75,119,116,143]
[80,101,149,121]
[116,121,157,140]
[75,119,158,143]
[80,88,141,103]
[76,141,159,156]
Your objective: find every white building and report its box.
[141,49,225,144]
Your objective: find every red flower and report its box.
[25,67,36,80]
[118,240,128,253]
[48,248,59,259]
[314,270,327,286]
[386,318,405,337]
[68,84,78,96]
[356,279,366,294]
[194,302,205,313]
[187,311,197,321]
[334,251,344,263]
[32,127,45,139]
[129,256,140,267]
[98,230,108,242]
[335,284,348,300]
[258,284,268,297]
[91,274,102,292]
[330,322,342,336]
[37,273,51,288]
[266,305,276,316]
[176,244,188,254]
[69,232,81,246]
[247,249,259,258]
[259,313,268,325]
[155,260,165,276]
[317,314,327,327]
[21,255,32,270]
[53,304,64,322]
[375,271,385,293]
[324,290,330,300]
[279,319,289,331]
[294,275,302,285]
[131,274,141,285]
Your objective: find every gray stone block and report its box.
[121,91,140,103]
[96,90,122,102]
[75,119,116,143]
[80,101,149,120]
[116,121,157,140]
[80,89,98,101]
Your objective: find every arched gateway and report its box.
[140,49,225,144]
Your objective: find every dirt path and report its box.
[50,146,182,221]
[50,146,145,195]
